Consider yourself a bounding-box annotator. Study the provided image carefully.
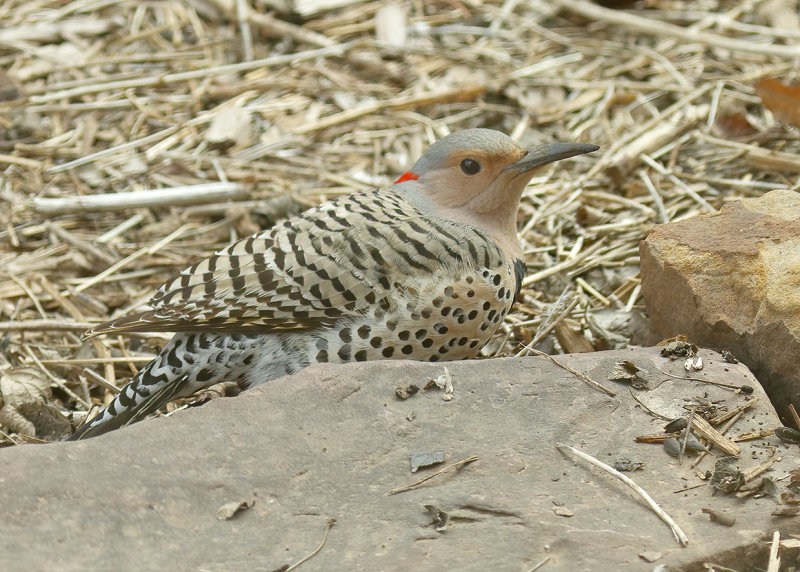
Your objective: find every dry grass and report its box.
[0,0,798,442]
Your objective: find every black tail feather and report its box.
[66,349,193,441]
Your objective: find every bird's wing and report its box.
[84,191,425,338]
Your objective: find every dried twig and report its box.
[691,410,743,469]
[284,518,336,572]
[556,0,800,58]
[655,366,748,392]
[690,414,740,457]
[629,390,671,421]
[788,404,800,432]
[527,348,616,397]
[22,344,91,408]
[29,44,353,104]
[33,183,247,214]
[710,398,759,426]
[556,443,689,546]
[767,531,781,572]
[0,320,96,332]
[387,456,478,496]
[743,454,782,483]
[678,406,696,464]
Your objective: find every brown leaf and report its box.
[781,492,800,505]
[0,406,36,437]
[712,111,758,139]
[0,367,51,408]
[17,402,71,441]
[788,468,800,489]
[755,78,800,128]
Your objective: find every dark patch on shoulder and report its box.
[513,258,525,303]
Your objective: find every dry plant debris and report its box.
[0,1,798,442]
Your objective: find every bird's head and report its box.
[395,128,598,257]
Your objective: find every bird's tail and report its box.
[67,334,199,440]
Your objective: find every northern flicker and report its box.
[69,129,597,440]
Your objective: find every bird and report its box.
[68,129,598,440]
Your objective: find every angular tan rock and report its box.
[640,189,800,420]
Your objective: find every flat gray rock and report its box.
[0,347,795,571]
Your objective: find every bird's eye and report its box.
[460,158,481,175]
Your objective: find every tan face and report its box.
[397,129,598,258]
[420,146,529,211]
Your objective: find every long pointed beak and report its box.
[505,142,599,174]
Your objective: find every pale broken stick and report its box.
[30,43,353,105]
[556,443,689,546]
[767,531,781,572]
[72,222,194,293]
[710,398,759,426]
[555,0,800,58]
[33,182,247,215]
[743,454,782,483]
[690,414,741,457]
[0,319,95,332]
[691,410,743,469]
[39,356,154,365]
